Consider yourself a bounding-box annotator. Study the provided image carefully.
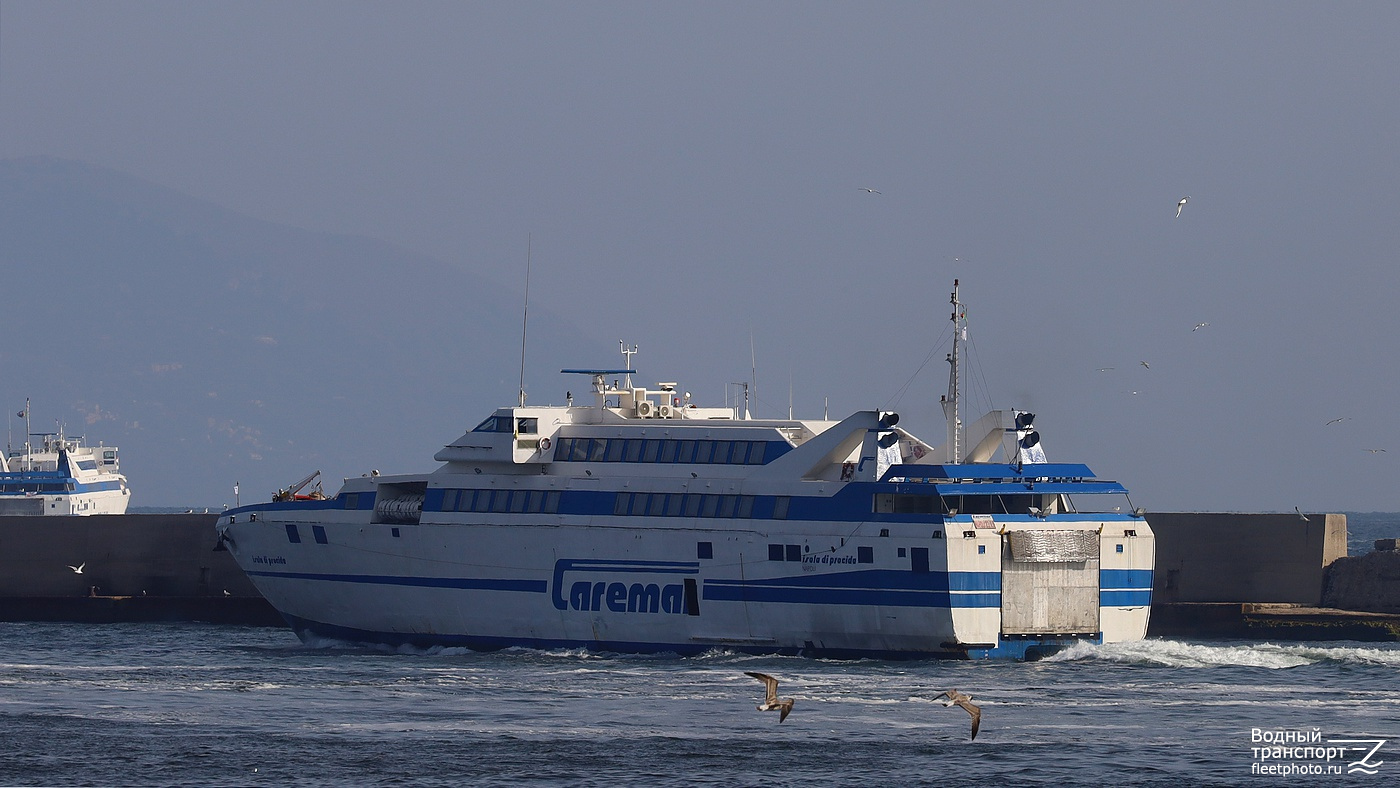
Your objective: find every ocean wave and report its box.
[1042,639,1400,669]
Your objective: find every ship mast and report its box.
[941,280,964,463]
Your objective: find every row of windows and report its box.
[874,492,1051,516]
[286,523,328,544]
[441,488,563,514]
[474,416,537,434]
[0,483,75,493]
[553,437,774,465]
[613,491,776,519]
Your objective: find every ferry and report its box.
[1,402,131,516]
[219,281,1154,659]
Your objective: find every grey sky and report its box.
[4,2,1399,511]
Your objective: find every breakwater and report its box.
[0,513,280,625]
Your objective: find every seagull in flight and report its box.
[67,562,85,574]
[858,187,882,194]
[1365,448,1387,453]
[1295,507,1310,522]
[934,689,982,740]
[1325,417,1349,426]
[745,672,795,722]
[1140,361,1150,369]
[1176,196,1189,218]
[1193,322,1209,331]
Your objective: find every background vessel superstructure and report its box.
[1,405,130,515]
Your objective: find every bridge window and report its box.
[472,416,514,433]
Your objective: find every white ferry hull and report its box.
[223,499,1152,660]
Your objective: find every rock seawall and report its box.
[1322,550,1400,614]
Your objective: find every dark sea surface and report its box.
[1,623,1396,787]
[1342,513,1400,555]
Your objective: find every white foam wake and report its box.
[1043,639,1400,669]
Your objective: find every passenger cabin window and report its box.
[472,416,516,433]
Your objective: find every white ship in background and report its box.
[0,400,130,515]
[220,281,1154,659]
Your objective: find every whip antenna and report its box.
[518,234,532,407]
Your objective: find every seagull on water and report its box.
[745,671,794,723]
[934,689,981,740]
[1193,322,1209,331]
[858,187,881,194]
[1296,507,1310,522]
[67,562,85,574]
[1176,196,1189,218]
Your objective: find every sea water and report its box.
[1,622,1395,786]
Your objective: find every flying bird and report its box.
[1176,196,1189,218]
[1193,322,1209,331]
[1140,361,1150,369]
[1295,507,1310,522]
[1365,448,1387,453]
[1325,418,1349,426]
[934,689,982,740]
[858,187,881,194]
[66,563,85,574]
[745,671,794,723]
[1096,367,1115,372]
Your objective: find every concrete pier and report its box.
[0,513,280,625]
[1147,512,1347,605]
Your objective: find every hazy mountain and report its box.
[0,156,598,506]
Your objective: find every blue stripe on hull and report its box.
[1100,590,1153,606]
[1100,568,1153,587]
[245,569,547,593]
[702,583,1000,608]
